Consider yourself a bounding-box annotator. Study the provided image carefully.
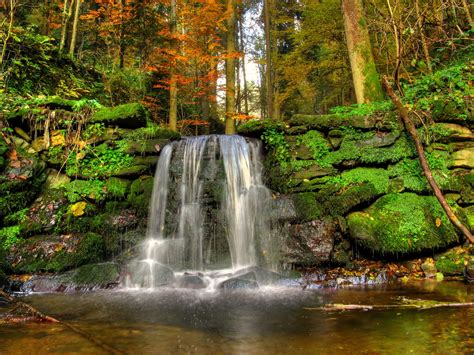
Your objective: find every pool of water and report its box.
[1,281,473,354]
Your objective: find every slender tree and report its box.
[168,0,178,132]
[225,0,237,134]
[263,0,273,119]
[59,0,73,52]
[341,0,383,103]
[69,0,81,57]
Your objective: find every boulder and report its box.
[90,103,149,129]
[348,193,459,255]
[176,274,208,289]
[127,261,175,288]
[450,148,474,168]
[286,217,341,265]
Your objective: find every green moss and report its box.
[348,193,459,255]
[13,233,105,273]
[237,119,286,137]
[91,103,149,128]
[128,176,154,215]
[123,124,180,141]
[57,262,120,287]
[63,180,106,203]
[292,193,323,221]
[435,248,471,276]
[3,208,28,226]
[332,168,391,194]
[327,133,416,166]
[0,226,22,250]
[105,177,130,199]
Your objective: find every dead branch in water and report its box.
[305,297,474,311]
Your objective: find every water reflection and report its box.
[1,282,473,353]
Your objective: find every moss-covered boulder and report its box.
[435,247,473,276]
[127,176,154,215]
[105,177,130,199]
[347,193,459,255]
[8,232,105,274]
[288,111,398,131]
[91,103,149,128]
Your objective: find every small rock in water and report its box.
[232,266,283,285]
[176,274,207,289]
[421,258,437,278]
[218,276,259,290]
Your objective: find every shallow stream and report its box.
[1,281,473,353]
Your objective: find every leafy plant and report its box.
[261,128,290,168]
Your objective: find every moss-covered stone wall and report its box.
[239,106,473,267]
[0,100,179,279]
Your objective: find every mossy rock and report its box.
[289,111,398,131]
[105,177,131,199]
[463,205,474,232]
[122,125,180,141]
[91,103,149,129]
[237,120,286,137]
[291,183,380,222]
[121,139,173,155]
[112,164,149,177]
[435,247,473,276]
[127,176,154,215]
[347,193,459,255]
[56,262,120,289]
[9,232,105,274]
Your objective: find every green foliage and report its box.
[296,130,331,167]
[66,144,134,179]
[3,208,28,226]
[403,64,473,120]
[0,226,22,250]
[63,180,107,203]
[261,129,291,168]
[104,68,151,105]
[105,178,130,199]
[82,123,106,140]
[237,119,286,136]
[2,27,103,99]
[330,101,393,117]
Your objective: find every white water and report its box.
[127,135,277,289]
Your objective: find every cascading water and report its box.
[127,135,279,289]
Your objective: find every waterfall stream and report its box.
[127,135,278,289]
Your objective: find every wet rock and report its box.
[421,258,437,278]
[450,148,474,169]
[435,247,472,276]
[232,266,283,285]
[176,274,207,289]
[127,261,175,287]
[464,257,474,283]
[218,277,259,290]
[286,217,341,265]
[7,233,105,274]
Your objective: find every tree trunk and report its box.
[415,0,432,73]
[383,76,474,244]
[239,20,249,115]
[59,0,72,52]
[118,0,126,69]
[0,0,16,67]
[225,0,237,134]
[341,0,384,104]
[168,0,178,132]
[68,0,81,57]
[263,0,274,118]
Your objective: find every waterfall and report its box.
[127,135,277,289]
